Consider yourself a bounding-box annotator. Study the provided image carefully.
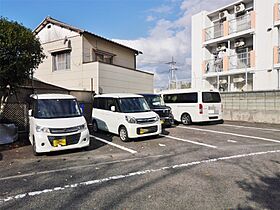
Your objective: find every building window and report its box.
[92,49,114,64]
[52,51,71,71]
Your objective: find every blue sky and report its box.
[0,0,181,39]
[0,0,235,89]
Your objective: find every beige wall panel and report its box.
[83,35,135,69]
[99,63,153,94]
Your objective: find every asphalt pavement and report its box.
[0,121,280,209]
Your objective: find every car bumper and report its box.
[126,122,162,138]
[34,129,90,153]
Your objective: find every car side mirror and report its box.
[110,106,116,112]
[28,110,33,117]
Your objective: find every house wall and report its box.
[98,62,154,94]
[34,35,93,90]
[35,19,153,93]
[83,34,135,69]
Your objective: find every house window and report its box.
[92,49,114,64]
[52,51,71,71]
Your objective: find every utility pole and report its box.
[166,57,178,89]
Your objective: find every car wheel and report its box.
[119,126,129,142]
[181,113,192,125]
[92,120,99,133]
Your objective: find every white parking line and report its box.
[227,140,237,143]
[90,135,137,154]
[160,134,217,149]
[1,149,280,203]
[178,126,280,144]
[219,124,280,132]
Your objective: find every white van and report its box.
[161,90,223,125]
[92,94,162,142]
[29,94,90,155]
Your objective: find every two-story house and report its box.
[34,16,153,94]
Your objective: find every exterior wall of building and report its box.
[192,11,208,90]
[83,34,135,69]
[98,62,154,94]
[192,0,280,92]
[35,20,154,93]
[34,34,86,90]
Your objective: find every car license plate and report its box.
[53,139,66,147]
[140,128,149,134]
[208,109,215,114]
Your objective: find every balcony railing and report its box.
[204,23,224,41]
[203,11,255,42]
[203,50,255,74]
[228,13,251,34]
[229,51,251,70]
[204,58,223,74]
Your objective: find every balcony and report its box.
[228,51,252,70]
[204,23,224,42]
[203,50,255,75]
[228,13,252,34]
[203,58,224,73]
[203,11,255,43]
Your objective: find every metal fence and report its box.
[1,102,29,132]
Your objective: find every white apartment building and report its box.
[192,0,280,92]
[34,17,154,94]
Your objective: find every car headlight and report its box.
[36,125,50,133]
[125,116,137,124]
[155,115,160,121]
[78,123,87,131]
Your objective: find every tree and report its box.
[0,17,45,115]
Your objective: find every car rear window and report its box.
[202,92,221,103]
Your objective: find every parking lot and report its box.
[0,121,280,209]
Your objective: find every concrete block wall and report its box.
[221,90,280,124]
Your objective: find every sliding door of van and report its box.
[163,93,198,122]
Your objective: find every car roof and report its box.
[159,89,220,94]
[94,93,143,98]
[30,94,76,100]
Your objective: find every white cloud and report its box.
[113,0,236,89]
[146,15,156,22]
[149,5,173,14]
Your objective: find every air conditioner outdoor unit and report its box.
[219,10,229,20]
[234,3,245,14]
[217,43,227,51]
[234,38,246,48]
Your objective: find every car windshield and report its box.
[118,97,150,113]
[144,95,165,108]
[35,99,82,119]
